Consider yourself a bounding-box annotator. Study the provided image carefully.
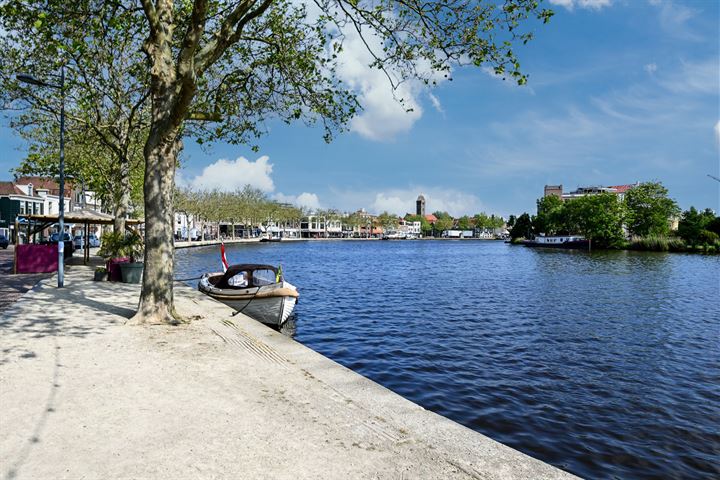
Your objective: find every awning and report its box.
[18,210,144,266]
[24,209,143,226]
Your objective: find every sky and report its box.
[1,0,718,218]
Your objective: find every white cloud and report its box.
[330,10,450,141]
[185,154,324,209]
[428,92,444,114]
[548,0,612,10]
[644,63,658,74]
[371,193,411,215]
[273,191,322,210]
[188,155,274,192]
[652,0,701,40]
[658,58,719,95]
[296,192,321,210]
[336,30,424,141]
[364,188,484,217]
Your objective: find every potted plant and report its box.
[98,231,144,283]
[94,266,107,281]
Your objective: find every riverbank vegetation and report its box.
[174,186,304,240]
[510,182,720,253]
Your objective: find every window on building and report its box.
[19,202,25,214]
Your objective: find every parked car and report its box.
[0,234,8,249]
[73,234,101,249]
[47,232,75,259]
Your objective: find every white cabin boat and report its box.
[198,264,299,327]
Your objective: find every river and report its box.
[175,240,720,479]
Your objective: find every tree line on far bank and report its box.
[174,185,508,238]
[508,182,720,253]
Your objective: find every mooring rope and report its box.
[173,274,261,317]
[173,275,204,282]
[230,288,262,317]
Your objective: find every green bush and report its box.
[98,230,144,260]
[698,230,719,245]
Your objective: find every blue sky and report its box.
[1,0,718,217]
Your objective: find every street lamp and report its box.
[17,67,66,288]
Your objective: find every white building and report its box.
[13,178,72,218]
[301,214,342,238]
[398,218,421,238]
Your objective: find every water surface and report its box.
[176,240,720,479]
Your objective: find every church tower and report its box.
[416,194,426,216]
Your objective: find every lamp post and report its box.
[18,66,66,287]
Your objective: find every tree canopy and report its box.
[677,207,717,247]
[534,194,563,235]
[0,1,151,231]
[624,182,679,237]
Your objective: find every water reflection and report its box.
[176,241,720,479]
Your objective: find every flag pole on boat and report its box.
[221,242,229,273]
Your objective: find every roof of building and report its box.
[25,209,143,225]
[425,214,437,223]
[15,176,78,198]
[0,181,28,196]
[14,176,65,193]
[607,184,636,194]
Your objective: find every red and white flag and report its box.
[220,242,229,272]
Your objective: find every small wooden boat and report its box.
[198,264,299,327]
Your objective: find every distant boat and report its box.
[260,236,281,243]
[198,264,299,327]
[523,235,590,250]
[382,231,407,240]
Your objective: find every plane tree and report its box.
[13,119,146,226]
[0,2,151,233]
[377,211,399,231]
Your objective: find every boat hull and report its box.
[198,275,298,326]
[523,240,590,250]
[212,294,296,326]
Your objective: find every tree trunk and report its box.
[112,155,131,234]
[130,130,181,325]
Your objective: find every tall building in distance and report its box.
[544,183,638,202]
[544,185,563,199]
[416,194,426,216]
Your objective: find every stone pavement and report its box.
[0,246,50,311]
[0,265,577,480]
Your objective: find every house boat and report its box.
[523,235,590,250]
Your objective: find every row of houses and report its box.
[0,176,102,241]
[2,180,505,243]
[174,209,393,240]
[174,208,505,241]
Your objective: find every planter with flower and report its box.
[94,266,108,281]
